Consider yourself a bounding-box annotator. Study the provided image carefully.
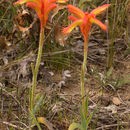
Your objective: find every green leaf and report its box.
[117,75,130,87]
[106,67,113,78]
[124,48,130,55]
[29,110,42,130]
[114,73,121,88]
[68,122,82,130]
[84,92,89,118]
[29,80,32,109]
[33,95,44,114]
[86,112,94,129]
[86,105,98,129]
[80,105,86,130]
[31,63,35,75]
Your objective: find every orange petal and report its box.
[63,19,83,34]
[47,0,68,6]
[14,0,40,5]
[26,2,41,19]
[57,0,69,3]
[90,4,110,16]
[90,17,107,31]
[48,0,57,4]
[68,16,78,21]
[45,4,57,20]
[67,5,85,19]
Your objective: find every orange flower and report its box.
[14,0,68,27]
[63,4,110,37]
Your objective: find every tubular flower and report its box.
[14,0,68,27]
[63,4,110,37]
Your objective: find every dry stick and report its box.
[2,121,24,130]
[96,122,129,130]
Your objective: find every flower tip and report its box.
[64,0,69,2]
[57,0,69,3]
[100,24,107,31]
[13,1,19,5]
[104,27,107,31]
[102,24,107,31]
[107,4,111,7]
[105,4,111,8]
[62,28,68,34]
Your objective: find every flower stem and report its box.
[81,34,88,118]
[31,26,44,111]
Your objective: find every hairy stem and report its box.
[81,34,88,118]
[107,40,114,69]
[31,26,44,111]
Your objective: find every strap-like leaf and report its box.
[37,117,54,130]
[29,110,42,130]
[32,95,44,114]
[68,122,82,130]
[80,105,86,130]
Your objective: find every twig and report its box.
[96,122,129,130]
[2,121,24,130]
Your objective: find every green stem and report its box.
[81,34,88,118]
[31,26,44,111]
[107,39,114,70]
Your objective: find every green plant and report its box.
[14,0,68,128]
[63,4,110,129]
[93,67,130,92]
[106,69,130,89]
[107,0,129,69]
[69,95,97,130]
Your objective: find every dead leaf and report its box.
[63,70,71,79]
[112,97,121,105]
[45,21,53,30]
[54,24,68,46]
[3,57,8,65]
[57,80,65,89]
[37,117,54,130]
[49,71,54,76]
[13,9,35,35]
[105,105,117,114]
[18,61,28,78]
[52,102,63,113]
[0,36,12,52]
